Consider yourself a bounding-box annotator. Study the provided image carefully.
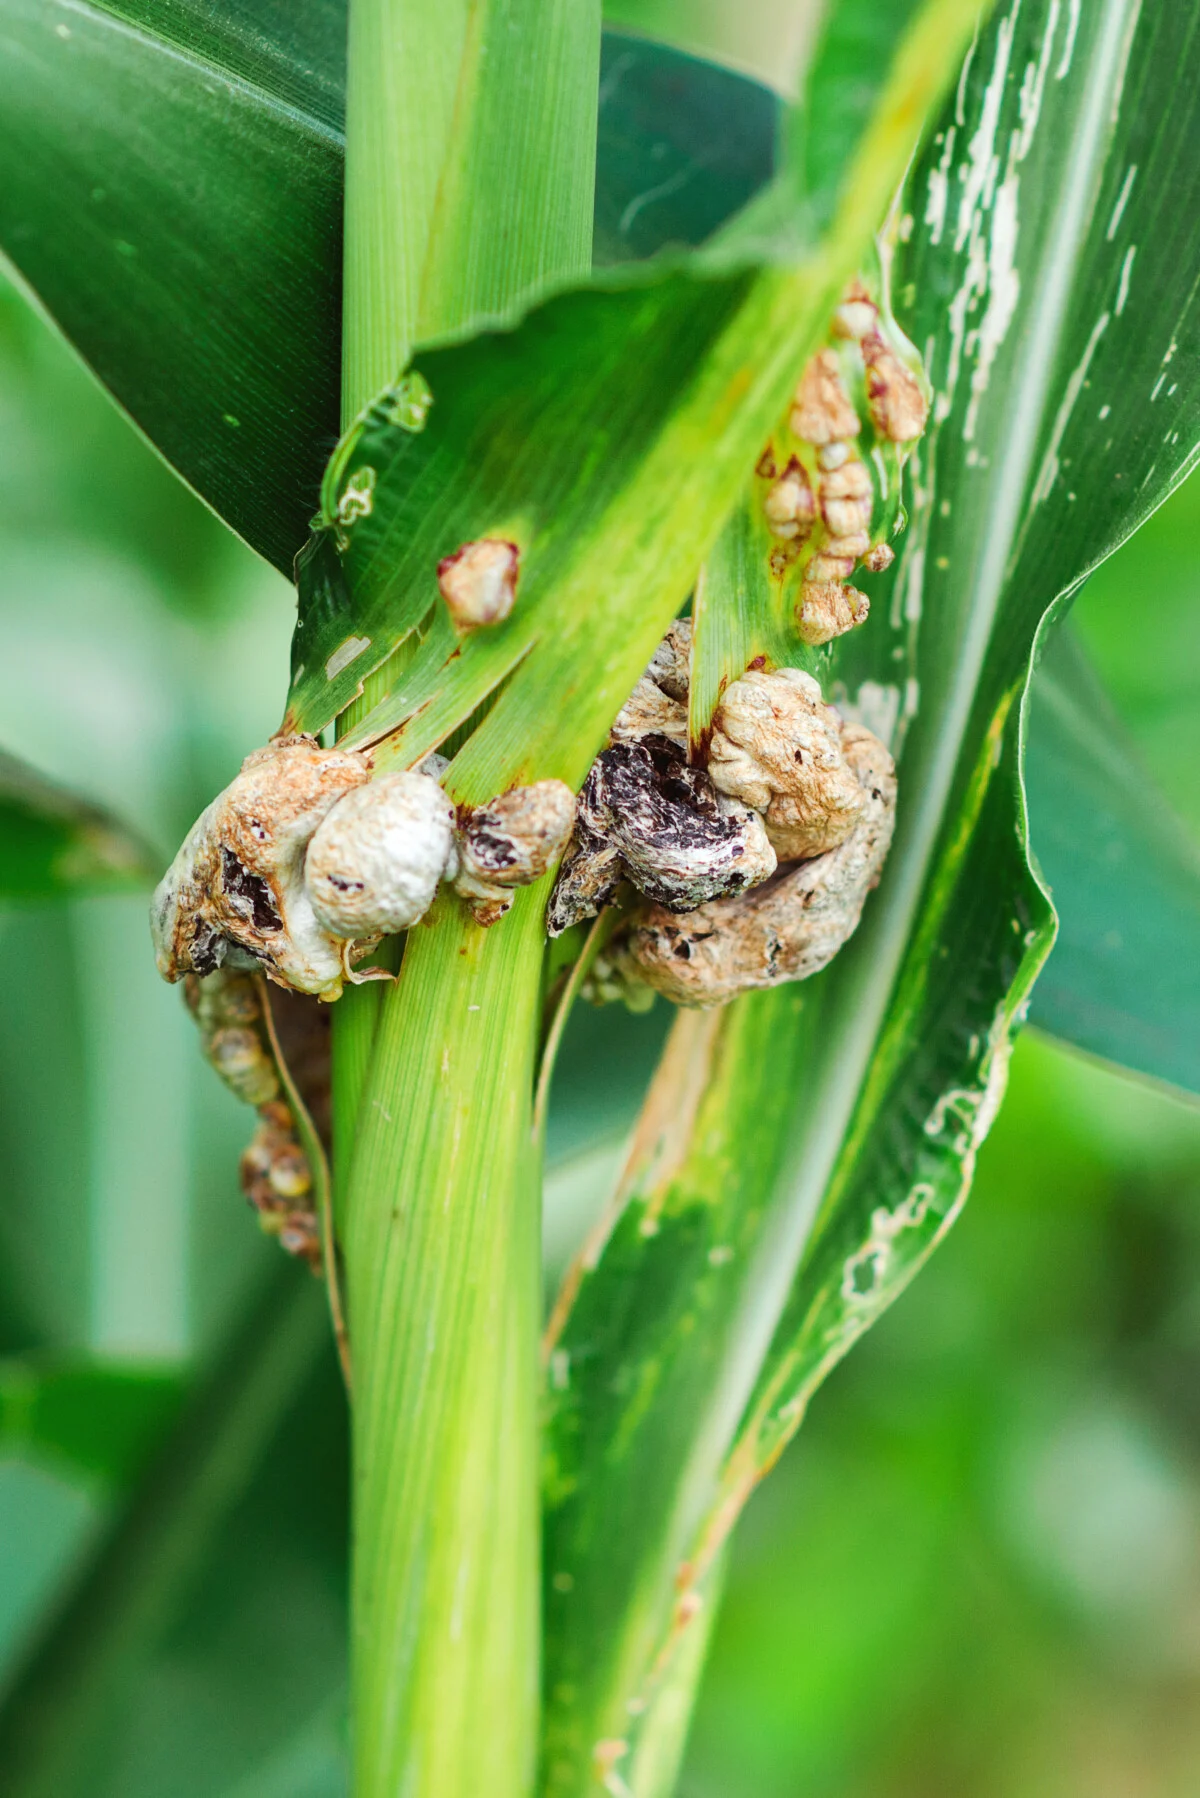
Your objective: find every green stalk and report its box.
[336,0,599,1175]
[337,7,599,1786]
[343,891,544,1795]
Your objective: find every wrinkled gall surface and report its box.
[758,277,929,648]
[622,723,896,1006]
[549,625,898,1006]
[305,771,456,938]
[454,779,576,926]
[608,617,692,749]
[708,666,871,860]
[550,737,775,933]
[152,737,370,1000]
[153,734,575,996]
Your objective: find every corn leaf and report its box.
[0,1271,339,1798]
[2,3,1190,1101]
[0,0,343,572]
[592,37,778,265]
[0,752,158,899]
[0,7,776,571]
[340,0,600,417]
[540,5,1200,1789]
[0,1359,181,1488]
[1025,624,1200,1095]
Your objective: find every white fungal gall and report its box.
[151,738,370,1001]
[831,279,879,343]
[609,617,693,749]
[763,461,817,541]
[821,494,871,538]
[818,459,872,503]
[305,772,456,938]
[707,667,869,860]
[549,736,776,933]
[789,349,860,444]
[455,779,576,926]
[437,538,519,629]
[754,277,929,648]
[796,581,870,648]
[622,725,897,1007]
[861,330,929,443]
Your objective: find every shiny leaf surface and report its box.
[540,5,1200,1788]
[0,0,344,572]
[0,8,779,572]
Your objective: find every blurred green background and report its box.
[2,13,1200,1790]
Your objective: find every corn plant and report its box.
[1,2,1200,1796]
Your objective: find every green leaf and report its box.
[790,0,928,236]
[0,6,781,572]
[0,0,344,573]
[0,1270,341,1798]
[592,36,779,266]
[1026,625,1200,1096]
[290,0,981,750]
[0,1359,182,1487]
[95,0,347,126]
[540,3,1200,1787]
[0,751,159,899]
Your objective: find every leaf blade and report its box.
[0,751,159,899]
[0,0,344,571]
[1025,624,1200,1095]
[0,8,784,571]
[540,3,1200,1785]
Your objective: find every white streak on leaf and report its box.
[325,634,372,681]
[1115,245,1136,316]
[1106,163,1137,239]
[965,167,1021,442]
[954,29,979,128]
[1016,0,1061,161]
[1056,0,1081,78]
[1031,311,1111,506]
[925,128,956,246]
[954,12,1017,255]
